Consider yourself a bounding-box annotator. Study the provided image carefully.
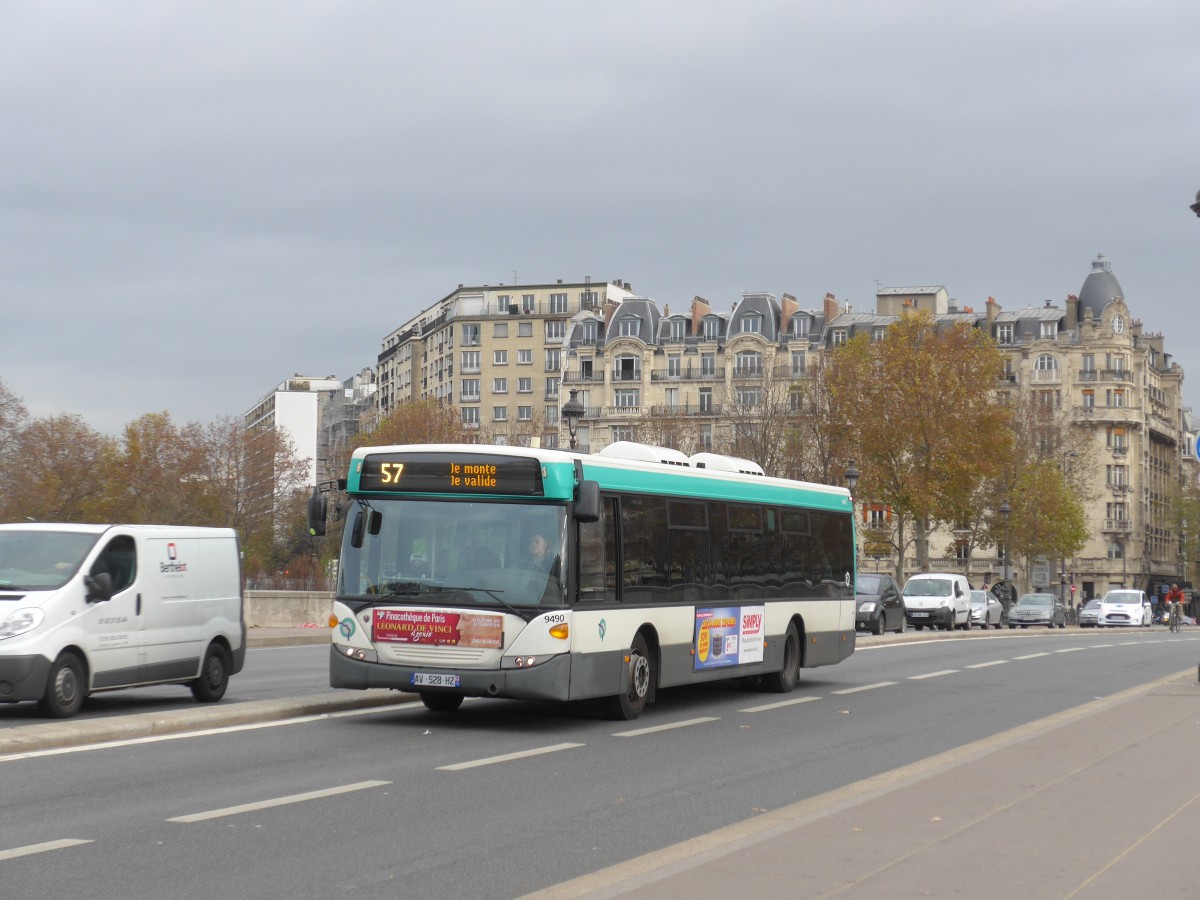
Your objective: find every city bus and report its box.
[309,441,856,719]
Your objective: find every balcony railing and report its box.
[650,368,725,382]
[1102,518,1133,534]
[648,403,723,417]
[562,371,605,384]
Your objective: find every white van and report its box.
[0,523,245,718]
[902,573,972,631]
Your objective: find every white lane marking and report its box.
[0,839,92,861]
[740,697,820,713]
[832,682,897,695]
[1089,644,1115,648]
[1015,652,1050,660]
[909,670,958,680]
[168,780,390,823]
[0,703,421,764]
[613,717,720,738]
[1055,647,1085,653]
[966,660,1009,669]
[438,742,584,771]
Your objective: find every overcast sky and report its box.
[4,1,1198,436]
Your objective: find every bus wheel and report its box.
[763,623,800,693]
[604,633,652,720]
[421,692,464,712]
[190,642,231,702]
[39,652,86,719]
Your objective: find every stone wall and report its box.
[244,591,334,627]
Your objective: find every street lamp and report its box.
[999,499,1012,600]
[1192,189,1200,218]
[561,389,586,450]
[1060,450,1077,607]
[843,460,860,495]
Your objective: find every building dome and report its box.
[1078,254,1125,321]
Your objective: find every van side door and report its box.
[84,534,146,688]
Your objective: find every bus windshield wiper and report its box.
[426,584,534,622]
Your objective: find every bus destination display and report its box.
[358,452,544,496]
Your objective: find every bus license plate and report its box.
[411,672,460,688]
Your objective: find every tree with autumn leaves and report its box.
[824,309,1086,587]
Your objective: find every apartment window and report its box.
[493,322,508,338]
[619,317,640,338]
[791,351,806,376]
[735,350,762,375]
[1107,541,1123,560]
[1083,389,1095,409]
[549,292,568,314]
[522,294,536,314]
[518,322,533,337]
[544,405,559,424]
[497,294,512,311]
[667,356,682,377]
[494,350,508,365]
[518,349,532,365]
[736,387,762,406]
[612,426,637,443]
[703,317,721,340]
[493,406,507,422]
[832,330,847,346]
[1107,389,1125,407]
[699,388,712,413]
[1040,321,1058,339]
[1107,427,1127,450]
[700,424,712,450]
[664,387,680,408]
[518,377,532,393]
[493,378,508,393]
[669,319,685,339]
[461,351,481,373]
[545,377,560,398]
[492,435,509,446]
[996,323,1013,344]
[741,314,762,334]
[1107,502,1127,521]
[614,388,640,408]
[614,355,640,381]
[581,290,598,308]
[1036,354,1058,372]
[462,324,480,346]
[545,349,561,371]
[1082,353,1095,372]
[701,353,715,376]
[1107,465,1127,487]
[545,320,566,340]
[518,406,533,421]
[462,407,479,426]
[461,379,480,401]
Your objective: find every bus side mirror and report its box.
[307,488,328,536]
[350,511,365,548]
[574,480,600,523]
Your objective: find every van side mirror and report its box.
[85,572,114,603]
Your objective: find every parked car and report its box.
[969,589,1004,629]
[1077,598,1102,627]
[1098,589,1152,627]
[902,573,972,631]
[855,573,906,635]
[1008,592,1067,628]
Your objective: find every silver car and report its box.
[969,589,1004,629]
[1078,598,1102,627]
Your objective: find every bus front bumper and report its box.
[330,645,574,702]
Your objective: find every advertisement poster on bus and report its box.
[693,605,765,670]
[373,608,503,648]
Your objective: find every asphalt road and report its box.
[2,628,1196,899]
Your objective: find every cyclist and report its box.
[1166,583,1185,631]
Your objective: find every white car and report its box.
[1098,589,1152,627]
[902,573,972,632]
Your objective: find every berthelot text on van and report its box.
[0,523,245,718]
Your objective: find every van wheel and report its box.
[39,652,86,718]
[763,623,801,693]
[603,633,652,720]
[421,692,464,712]
[190,643,231,702]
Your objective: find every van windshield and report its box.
[904,578,952,597]
[0,530,101,591]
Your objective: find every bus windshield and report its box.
[337,497,567,610]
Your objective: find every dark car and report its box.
[1008,592,1067,629]
[856,573,906,635]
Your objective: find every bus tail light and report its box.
[549,622,569,640]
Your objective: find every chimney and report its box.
[691,295,712,335]
[823,292,840,322]
[1066,293,1079,331]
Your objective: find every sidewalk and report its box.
[528,668,1200,899]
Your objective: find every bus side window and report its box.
[579,497,617,603]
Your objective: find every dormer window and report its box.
[619,317,640,338]
[791,316,810,338]
[741,314,762,334]
[1041,321,1058,340]
[703,317,721,340]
